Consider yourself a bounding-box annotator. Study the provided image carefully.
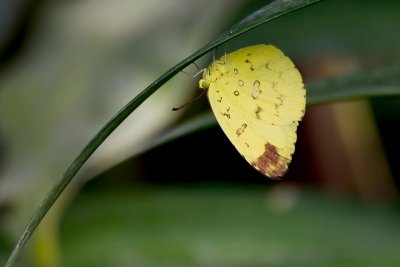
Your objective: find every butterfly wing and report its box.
[205,44,306,178]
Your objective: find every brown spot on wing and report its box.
[255,106,263,119]
[221,107,231,119]
[252,143,289,178]
[252,80,261,99]
[235,123,247,137]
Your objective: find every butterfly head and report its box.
[198,58,230,90]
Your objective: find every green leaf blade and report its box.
[308,64,400,105]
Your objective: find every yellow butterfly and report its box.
[199,44,306,178]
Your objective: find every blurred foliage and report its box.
[59,183,400,267]
[1,0,400,266]
[0,0,249,265]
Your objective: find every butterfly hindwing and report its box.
[200,44,306,178]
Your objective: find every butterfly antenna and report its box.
[192,62,200,71]
[172,89,206,111]
[180,62,201,76]
[212,48,216,62]
[180,70,191,76]
[193,68,206,78]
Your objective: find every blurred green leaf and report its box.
[307,64,400,104]
[60,184,400,267]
